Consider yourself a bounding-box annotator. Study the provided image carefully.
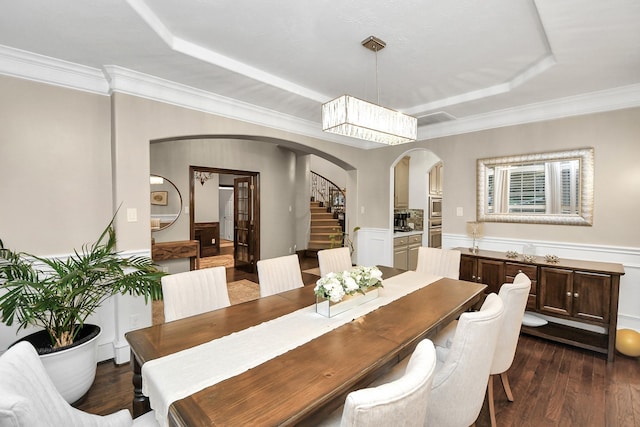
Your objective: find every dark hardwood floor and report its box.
[76,255,640,426]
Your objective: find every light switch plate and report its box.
[127,208,137,222]
[456,207,463,217]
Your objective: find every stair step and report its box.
[311,212,335,219]
[308,240,334,250]
[311,226,341,233]
[311,206,331,213]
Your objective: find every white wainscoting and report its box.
[0,249,153,364]
[355,228,393,268]
[355,229,640,331]
[444,233,640,331]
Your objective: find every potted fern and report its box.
[0,217,164,403]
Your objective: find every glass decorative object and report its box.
[316,288,379,318]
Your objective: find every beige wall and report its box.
[2,73,639,351]
[366,108,640,248]
[0,76,112,253]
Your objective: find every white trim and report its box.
[420,84,640,140]
[0,44,109,95]
[443,233,640,331]
[1,45,639,150]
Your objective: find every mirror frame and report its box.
[150,174,183,232]
[477,148,594,226]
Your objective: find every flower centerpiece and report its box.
[314,266,383,317]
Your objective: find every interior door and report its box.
[234,176,255,272]
[220,188,234,241]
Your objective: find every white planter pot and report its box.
[19,325,101,404]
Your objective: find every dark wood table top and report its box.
[126,266,485,426]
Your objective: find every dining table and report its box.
[125,266,486,426]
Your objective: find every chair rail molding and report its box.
[443,233,640,331]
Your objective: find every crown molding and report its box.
[420,83,640,140]
[101,65,378,149]
[0,44,109,95]
[2,44,639,149]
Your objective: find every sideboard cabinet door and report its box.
[539,267,573,317]
[573,272,611,323]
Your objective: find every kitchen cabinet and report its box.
[394,233,422,270]
[457,248,624,362]
[429,162,443,196]
[394,156,410,208]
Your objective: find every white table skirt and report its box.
[142,270,440,427]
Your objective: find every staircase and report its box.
[308,201,343,251]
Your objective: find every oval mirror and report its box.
[150,175,182,231]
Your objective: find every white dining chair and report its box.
[487,272,531,427]
[366,294,503,427]
[0,341,159,427]
[318,247,352,277]
[415,246,461,279]
[317,339,437,427]
[428,293,504,426]
[257,254,304,297]
[161,266,230,322]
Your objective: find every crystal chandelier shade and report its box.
[321,36,417,146]
[322,95,417,145]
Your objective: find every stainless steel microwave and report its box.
[429,197,442,219]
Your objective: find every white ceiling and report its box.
[1,0,639,148]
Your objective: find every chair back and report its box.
[162,266,230,322]
[0,341,135,427]
[340,339,437,427]
[318,247,352,277]
[492,272,532,374]
[415,247,461,279]
[426,293,504,427]
[257,254,304,297]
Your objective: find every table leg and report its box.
[131,350,151,417]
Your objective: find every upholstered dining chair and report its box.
[0,341,159,427]
[317,339,437,427]
[318,247,352,277]
[415,247,461,279]
[487,272,531,427]
[427,293,504,426]
[161,266,230,322]
[257,254,304,297]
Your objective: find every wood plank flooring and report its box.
[76,256,640,426]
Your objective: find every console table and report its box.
[456,248,625,362]
[152,240,200,269]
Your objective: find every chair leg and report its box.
[488,375,497,427]
[500,372,514,402]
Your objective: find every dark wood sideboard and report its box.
[456,248,625,362]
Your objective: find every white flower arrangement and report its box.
[314,265,383,303]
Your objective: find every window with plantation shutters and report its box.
[508,164,545,213]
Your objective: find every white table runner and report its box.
[142,270,440,426]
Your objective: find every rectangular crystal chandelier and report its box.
[321,36,417,145]
[322,95,417,145]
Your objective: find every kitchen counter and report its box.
[393,229,423,237]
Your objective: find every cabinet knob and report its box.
[566,292,572,297]
[574,292,579,298]
[477,277,481,282]
[518,270,523,274]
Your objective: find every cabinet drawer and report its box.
[506,262,537,278]
[394,237,408,247]
[408,234,422,244]
[527,295,537,310]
